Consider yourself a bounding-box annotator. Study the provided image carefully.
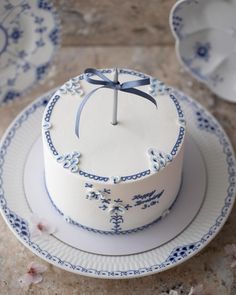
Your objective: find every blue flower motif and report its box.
[34,16,44,24]
[35,26,47,33]
[195,110,218,133]
[10,28,23,43]
[4,4,13,10]
[7,79,16,86]
[22,63,31,72]
[36,38,45,47]
[36,63,49,80]
[17,50,27,58]
[194,42,211,61]
[3,91,20,103]
[49,28,60,45]
[37,0,52,11]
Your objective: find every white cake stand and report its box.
[0,89,235,279]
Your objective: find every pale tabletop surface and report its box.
[0,46,236,295]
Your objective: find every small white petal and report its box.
[18,273,34,287]
[31,274,43,285]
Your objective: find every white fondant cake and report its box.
[42,68,186,234]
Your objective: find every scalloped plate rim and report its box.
[0,89,235,279]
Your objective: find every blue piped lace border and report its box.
[43,69,185,182]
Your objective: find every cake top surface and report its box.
[42,68,185,183]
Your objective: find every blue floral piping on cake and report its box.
[85,184,111,210]
[43,70,185,182]
[132,189,165,209]
[84,183,165,232]
[0,91,235,276]
[59,76,84,96]
[147,148,173,173]
[84,184,131,232]
[46,183,176,235]
[109,199,132,233]
[110,176,121,184]
[56,152,81,173]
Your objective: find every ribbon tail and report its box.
[75,86,104,138]
[121,88,157,107]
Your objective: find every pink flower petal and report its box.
[27,262,47,274]
[29,214,56,237]
[31,273,43,284]
[19,262,47,287]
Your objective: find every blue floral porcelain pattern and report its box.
[0,90,235,277]
[170,0,236,102]
[194,42,211,61]
[0,0,60,104]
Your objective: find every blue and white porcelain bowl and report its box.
[0,0,60,105]
[170,0,236,103]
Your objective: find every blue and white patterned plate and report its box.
[170,0,236,103]
[0,89,235,278]
[0,0,60,104]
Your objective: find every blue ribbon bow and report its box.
[75,68,157,138]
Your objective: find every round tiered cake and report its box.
[42,68,185,234]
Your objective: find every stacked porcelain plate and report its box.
[170,0,236,103]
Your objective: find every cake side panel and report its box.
[43,135,184,233]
